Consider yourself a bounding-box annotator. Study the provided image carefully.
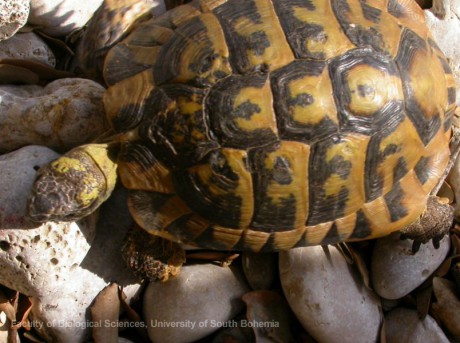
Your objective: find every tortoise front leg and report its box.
[121,223,186,282]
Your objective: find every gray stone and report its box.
[371,232,450,300]
[28,0,103,36]
[0,78,107,154]
[0,0,29,41]
[425,0,460,104]
[29,187,141,343]
[144,264,250,343]
[0,32,56,66]
[385,307,449,343]
[279,246,382,343]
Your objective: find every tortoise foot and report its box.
[400,196,454,253]
[121,224,186,282]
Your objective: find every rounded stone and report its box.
[385,307,449,343]
[425,0,460,104]
[144,263,250,343]
[279,245,382,343]
[0,32,56,66]
[28,0,103,36]
[0,0,29,41]
[371,232,450,299]
[28,187,141,343]
[0,78,108,154]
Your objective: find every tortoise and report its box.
[27,0,458,280]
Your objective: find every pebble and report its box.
[0,78,107,154]
[28,0,103,37]
[144,263,250,343]
[447,155,460,221]
[431,277,460,340]
[29,187,141,342]
[0,32,56,66]
[371,233,450,300]
[385,307,449,343]
[0,0,29,41]
[279,245,382,343]
[425,0,460,104]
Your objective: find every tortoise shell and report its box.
[103,0,456,251]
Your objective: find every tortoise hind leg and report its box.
[121,223,185,282]
[400,196,454,253]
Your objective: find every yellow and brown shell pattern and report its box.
[104,0,456,252]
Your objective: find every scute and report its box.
[105,0,455,251]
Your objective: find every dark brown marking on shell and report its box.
[164,213,198,242]
[271,60,338,143]
[112,100,151,132]
[360,0,382,23]
[248,143,298,231]
[395,28,441,145]
[320,223,340,245]
[444,109,454,133]
[387,0,405,18]
[172,150,244,228]
[331,0,386,53]
[349,210,372,239]
[414,156,431,185]
[329,48,404,136]
[393,157,408,185]
[384,182,408,222]
[207,72,278,149]
[153,15,229,87]
[191,225,233,250]
[259,235,276,252]
[306,136,352,226]
[448,88,456,106]
[364,128,404,201]
[212,0,265,73]
[272,0,327,59]
[244,31,271,56]
[139,84,218,168]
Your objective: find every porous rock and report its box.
[371,232,450,300]
[144,264,250,343]
[0,32,56,66]
[385,307,449,343]
[279,245,382,343]
[29,187,141,343]
[0,78,107,154]
[0,0,29,41]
